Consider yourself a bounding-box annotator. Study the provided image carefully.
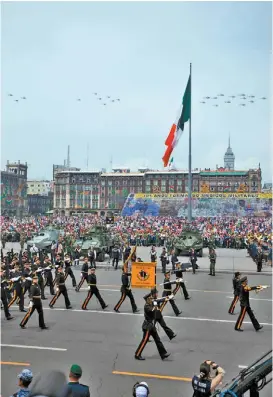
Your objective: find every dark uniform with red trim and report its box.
[160,271,182,316]
[114,269,138,313]
[234,276,263,332]
[172,266,190,300]
[228,272,241,314]
[76,259,89,292]
[49,268,72,309]
[135,293,169,360]
[81,269,107,310]
[20,276,47,329]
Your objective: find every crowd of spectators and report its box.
[1,215,272,265]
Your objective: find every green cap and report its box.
[70,364,82,376]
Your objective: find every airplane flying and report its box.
[229,96,236,99]
[8,93,13,97]
[239,104,246,106]
[249,100,255,103]
[217,93,224,96]
[261,97,267,100]
[200,101,206,104]
[213,104,219,107]
[21,96,27,100]
[224,101,231,103]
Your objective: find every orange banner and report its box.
[131,262,157,289]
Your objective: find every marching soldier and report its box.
[76,257,89,292]
[123,244,131,263]
[43,257,55,295]
[209,249,217,276]
[228,272,241,314]
[34,260,46,300]
[53,254,63,286]
[64,255,77,287]
[22,263,34,297]
[135,292,170,361]
[172,262,191,300]
[160,270,182,316]
[114,266,139,313]
[8,273,27,312]
[0,269,14,320]
[234,276,263,332]
[20,275,48,330]
[81,268,108,310]
[145,288,176,341]
[49,266,72,309]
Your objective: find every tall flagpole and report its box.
[188,63,192,222]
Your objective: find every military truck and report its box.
[27,228,61,252]
[173,226,203,257]
[80,225,112,262]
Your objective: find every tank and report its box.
[173,226,203,257]
[27,229,61,252]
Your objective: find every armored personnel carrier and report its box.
[173,226,203,257]
[80,225,112,262]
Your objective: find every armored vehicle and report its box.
[27,228,61,252]
[173,227,203,257]
[80,225,112,262]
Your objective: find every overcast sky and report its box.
[2,1,272,182]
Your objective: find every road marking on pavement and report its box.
[42,308,272,326]
[226,296,273,302]
[112,370,191,382]
[238,365,248,369]
[1,361,31,366]
[80,287,232,294]
[1,344,67,351]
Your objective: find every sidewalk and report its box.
[3,244,272,276]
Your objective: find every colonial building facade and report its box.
[53,167,262,215]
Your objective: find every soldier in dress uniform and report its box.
[75,257,89,292]
[145,288,176,341]
[43,256,55,295]
[234,276,263,332]
[228,272,241,314]
[81,268,108,310]
[114,266,139,313]
[8,273,27,312]
[20,275,48,330]
[160,270,182,316]
[0,269,14,320]
[53,254,63,286]
[172,262,191,300]
[49,266,72,309]
[135,292,170,361]
[64,255,77,287]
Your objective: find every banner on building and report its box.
[134,193,272,199]
[122,193,272,217]
[131,262,156,289]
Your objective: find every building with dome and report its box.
[224,136,235,170]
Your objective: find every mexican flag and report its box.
[162,74,191,167]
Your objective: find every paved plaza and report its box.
[1,248,272,397]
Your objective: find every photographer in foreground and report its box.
[192,360,225,397]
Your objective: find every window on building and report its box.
[108,180,112,186]
[153,180,158,186]
[145,180,150,186]
[161,180,166,186]
[101,180,105,186]
[169,179,174,185]
[177,185,183,192]
[145,186,151,193]
[161,186,166,192]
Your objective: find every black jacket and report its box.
[87,274,98,291]
[162,278,173,296]
[121,272,131,292]
[232,277,241,296]
[29,284,42,300]
[239,285,259,307]
[55,273,67,291]
[81,262,89,274]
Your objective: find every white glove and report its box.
[28,301,33,309]
[153,301,158,306]
[169,294,174,300]
[81,273,83,277]
[56,288,59,292]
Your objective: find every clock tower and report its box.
[224,136,235,170]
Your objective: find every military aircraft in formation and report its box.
[199,92,267,107]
